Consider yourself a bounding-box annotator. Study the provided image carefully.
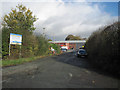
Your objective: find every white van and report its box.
[61,46,68,52]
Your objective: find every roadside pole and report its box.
[9,44,11,56]
[53,33,55,44]
[19,45,21,58]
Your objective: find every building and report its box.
[49,40,86,50]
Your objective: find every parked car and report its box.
[76,49,87,57]
[61,48,67,52]
[61,46,68,52]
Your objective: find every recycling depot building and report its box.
[49,40,86,50]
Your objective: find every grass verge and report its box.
[0,55,50,67]
[0,53,62,67]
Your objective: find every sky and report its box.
[0,0,119,41]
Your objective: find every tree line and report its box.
[2,4,60,59]
[65,34,87,41]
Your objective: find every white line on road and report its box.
[69,73,73,77]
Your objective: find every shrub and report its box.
[35,35,49,56]
[85,22,120,75]
[49,43,61,54]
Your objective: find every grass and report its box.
[0,55,49,67]
[0,52,62,67]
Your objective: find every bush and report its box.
[0,30,1,59]
[35,35,49,56]
[2,28,38,59]
[49,43,61,54]
[85,22,120,75]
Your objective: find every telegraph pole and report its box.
[43,28,45,37]
[53,33,55,43]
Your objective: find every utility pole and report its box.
[53,33,55,43]
[43,27,45,37]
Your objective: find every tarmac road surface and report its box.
[2,51,120,88]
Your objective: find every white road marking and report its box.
[69,73,73,77]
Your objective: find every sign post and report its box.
[9,33,22,58]
[9,44,11,56]
[19,45,22,58]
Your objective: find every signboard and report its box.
[10,33,22,45]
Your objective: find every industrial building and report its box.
[49,40,86,50]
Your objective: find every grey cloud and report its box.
[1,1,118,41]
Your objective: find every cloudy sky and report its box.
[0,0,119,40]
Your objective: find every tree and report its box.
[35,36,49,56]
[65,34,82,40]
[2,4,37,33]
[2,4,38,59]
[48,39,52,41]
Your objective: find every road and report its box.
[2,51,120,88]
